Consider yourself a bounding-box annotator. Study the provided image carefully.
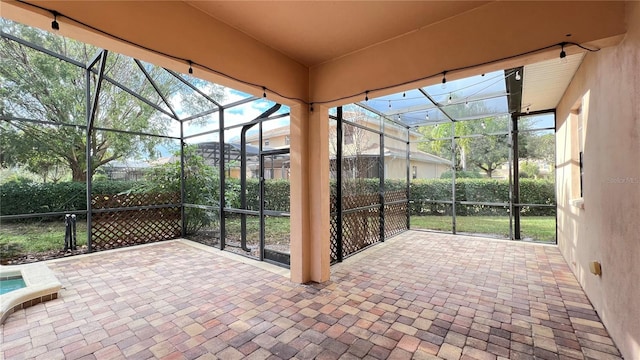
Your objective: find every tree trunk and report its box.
[70,161,86,182]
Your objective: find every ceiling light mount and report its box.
[51,11,60,30]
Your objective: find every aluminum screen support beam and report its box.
[451,122,457,234]
[512,114,521,240]
[165,68,222,108]
[219,110,226,250]
[379,133,385,242]
[134,59,179,120]
[85,49,108,252]
[406,129,411,230]
[336,107,344,262]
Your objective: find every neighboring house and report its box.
[101,160,151,181]
[103,114,450,182]
[245,112,451,180]
[245,127,290,149]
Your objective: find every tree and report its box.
[525,133,555,165]
[329,105,379,193]
[418,115,510,177]
[0,20,223,181]
[137,146,219,234]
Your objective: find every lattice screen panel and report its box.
[342,207,380,257]
[384,190,408,238]
[92,193,181,251]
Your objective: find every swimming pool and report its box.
[0,277,26,295]
[1,263,62,324]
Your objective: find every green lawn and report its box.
[224,216,290,247]
[411,215,556,242]
[1,221,88,254]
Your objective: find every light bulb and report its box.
[448,95,452,105]
[515,71,521,81]
[560,43,567,64]
[426,112,430,120]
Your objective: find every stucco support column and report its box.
[289,103,330,283]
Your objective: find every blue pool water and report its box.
[0,278,26,295]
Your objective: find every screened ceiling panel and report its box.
[363,89,434,116]
[364,68,523,128]
[422,70,509,105]
[223,98,288,128]
[441,95,509,120]
[1,19,98,64]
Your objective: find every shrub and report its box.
[440,170,482,179]
[410,178,555,216]
[0,180,137,216]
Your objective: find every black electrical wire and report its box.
[16,0,601,108]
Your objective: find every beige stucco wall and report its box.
[556,3,640,359]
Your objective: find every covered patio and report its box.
[1,1,638,358]
[1,232,621,359]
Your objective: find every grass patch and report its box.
[224,216,290,247]
[0,221,88,253]
[411,215,555,242]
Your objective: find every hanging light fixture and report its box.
[515,71,521,81]
[51,11,60,30]
[560,43,567,64]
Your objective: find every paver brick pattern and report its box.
[1,232,623,359]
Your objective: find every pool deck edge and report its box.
[0,263,61,325]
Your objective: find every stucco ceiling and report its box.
[184,1,491,67]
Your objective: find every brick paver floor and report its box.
[0,232,623,359]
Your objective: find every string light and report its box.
[398,114,402,121]
[262,87,267,98]
[441,71,447,89]
[425,112,430,120]
[51,11,59,30]
[365,91,369,102]
[515,71,521,81]
[388,100,392,109]
[17,2,601,107]
[188,61,193,74]
[448,94,452,105]
[402,92,406,98]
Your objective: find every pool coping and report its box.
[0,263,61,324]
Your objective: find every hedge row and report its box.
[0,181,138,216]
[0,178,555,217]
[410,179,555,216]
